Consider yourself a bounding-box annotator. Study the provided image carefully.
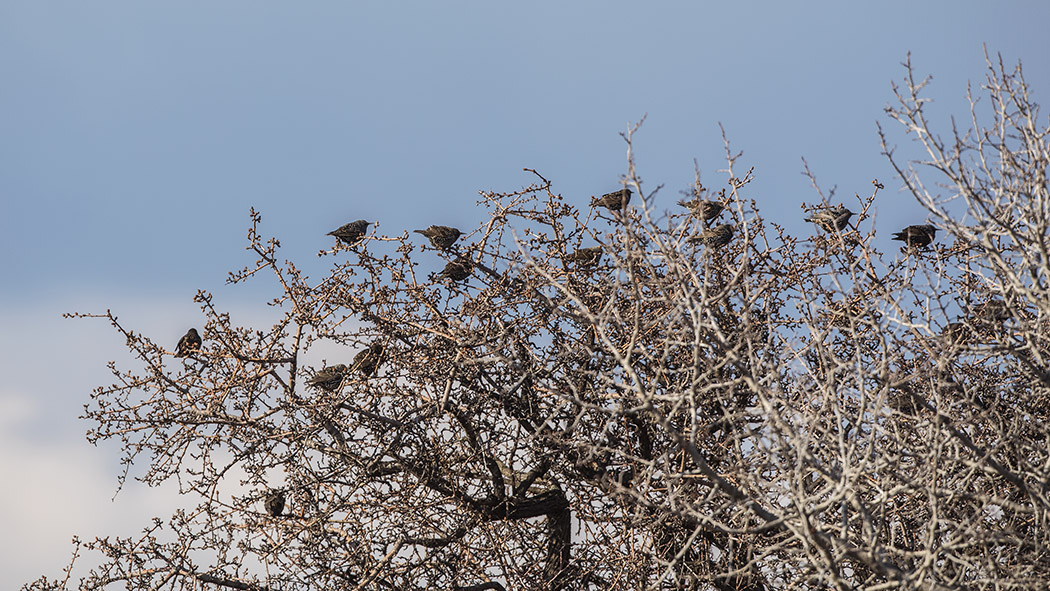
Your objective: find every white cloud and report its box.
[1,391,182,587]
[1,291,369,587]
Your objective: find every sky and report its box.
[3,1,1050,586]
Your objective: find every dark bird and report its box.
[175,328,202,357]
[351,343,385,377]
[265,490,286,517]
[414,225,462,250]
[971,299,1011,323]
[690,224,734,248]
[805,205,855,232]
[941,321,970,345]
[564,246,603,267]
[591,188,632,212]
[328,220,370,246]
[434,256,473,281]
[678,199,725,222]
[746,309,770,342]
[892,224,937,248]
[307,364,348,392]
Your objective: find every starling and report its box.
[805,205,855,232]
[175,328,202,357]
[414,225,462,250]
[564,246,603,267]
[892,224,937,248]
[265,490,286,517]
[690,224,734,248]
[678,199,725,222]
[434,256,473,282]
[971,299,1011,323]
[746,309,770,342]
[328,220,370,246]
[941,321,970,345]
[351,343,385,377]
[307,364,348,392]
[591,188,632,212]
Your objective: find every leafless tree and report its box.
[29,52,1050,591]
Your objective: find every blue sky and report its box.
[3,1,1049,586]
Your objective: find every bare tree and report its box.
[29,52,1050,591]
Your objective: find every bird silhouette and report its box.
[307,364,348,392]
[941,322,970,346]
[564,246,603,267]
[678,199,725,222]
[690,224,734,248]
[892,224,937,248]
[265,490,286,517]
[328,220,370,246]
[434,257,473,281]
[351,343,385,377]
[175,328,202,357]
[414,225,462,250]
[971,299,1011,323]
[805,205,855,232]
[591,188,632,212]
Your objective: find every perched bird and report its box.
[892,224,937,248]
[175,328,202,357]
[307,364,348,392]
[351,343,385,377]
[678,199,725,222]
[690,224,734,248]
[434,256,473,281]
[265,490,286,517]
[971,299,1011,323]
[328,220,370,246]
[941,321,970,345]
[745,309,770,342]
[591,188,632,212]
[415,225,462,250]
[564,246,603,267]
[805,205,855,232]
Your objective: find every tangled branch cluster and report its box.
[35,54,1050,591]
